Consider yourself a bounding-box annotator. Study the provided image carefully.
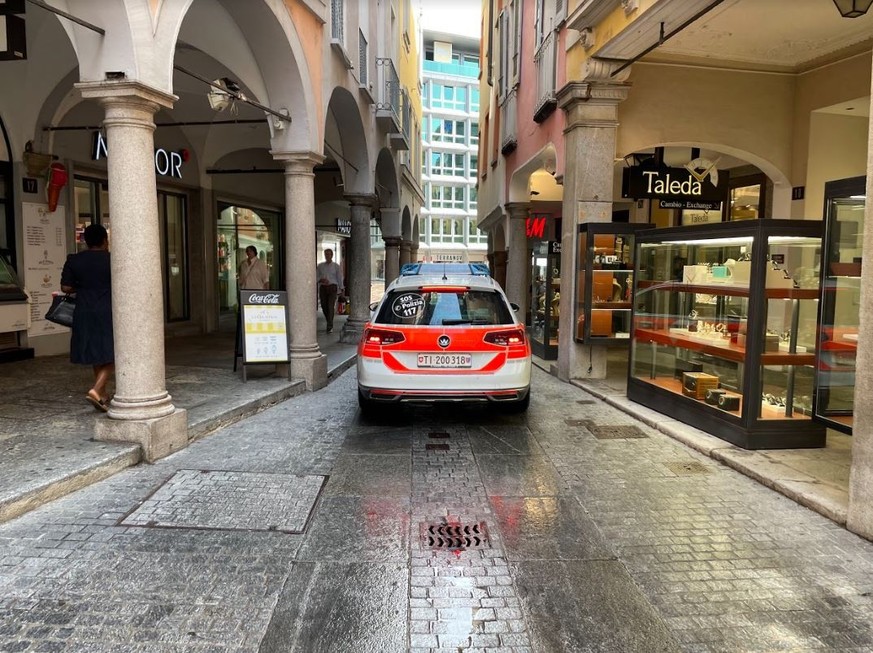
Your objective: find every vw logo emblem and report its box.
[437,335,451,349]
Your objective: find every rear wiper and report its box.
[441,319,490,325]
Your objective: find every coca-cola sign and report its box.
[246,292,280,304]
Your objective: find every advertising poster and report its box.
[240,290,289,364]
[22,202,68,336]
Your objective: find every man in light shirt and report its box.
[238,246,270,290]
[316,248,344,333]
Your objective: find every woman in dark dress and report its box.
[61,224,114,411]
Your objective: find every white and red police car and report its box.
[357,263,531,415]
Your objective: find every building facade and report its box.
[419,30,487,265]
[0,0,421,459]
[477,0,873,539]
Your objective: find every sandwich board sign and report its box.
[237,290,289,379]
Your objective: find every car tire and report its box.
[503,391,530,414]
[358,389,380,418]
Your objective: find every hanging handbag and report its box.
[45,293,76,328]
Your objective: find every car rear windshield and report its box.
[375,289,514,326]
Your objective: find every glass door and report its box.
[815,176,865,434]
[217,203,282,313]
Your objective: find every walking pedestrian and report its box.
[316,248,344,333]
[60,224,114,412]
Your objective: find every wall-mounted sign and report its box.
[336,218,351,235]
[660,200,722,211]
[623,161,728,203]
[792,186,805,201]
[22,202,67,336]
[21,177,37,194]
[549,240,562,255]
[0,1,26,62]
[526,216,546,239]
[91,132,186,179]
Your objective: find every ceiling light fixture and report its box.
[832,0,873,18]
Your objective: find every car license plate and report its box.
[417,353,472,368]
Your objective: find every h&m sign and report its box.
[92,132,187,179]
[622,159,728,203]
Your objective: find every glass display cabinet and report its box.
[815,176,865,434]
[531,240,561,360]
[575,223,651,343]
[628,220,825,449]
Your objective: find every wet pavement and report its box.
[2,367,873,652]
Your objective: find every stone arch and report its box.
[401,206,412,242]
[324,87,371,195]
[508,143,558,204]
[375,147,400,236]
[492,223,506,252]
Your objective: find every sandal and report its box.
[86,392,109,413]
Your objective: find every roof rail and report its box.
[400,262,491,277]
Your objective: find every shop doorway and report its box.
[217,203,282,314]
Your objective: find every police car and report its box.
[357,263,531,415]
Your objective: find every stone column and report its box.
[505,203,530,316]
[847,75,873,542]
[556,64,631,382]
[76,81,187,463]
[273,152,327,391]
[492,250,508,292]
[341,194,376,344]
[399,240,413,268]
[384,236,401,284]
[411,243,420,264]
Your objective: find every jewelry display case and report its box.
[575,223,652,343]
[531,240,561,360]
[815,176,865,434]
[628,220,825,449]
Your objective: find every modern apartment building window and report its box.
[470,154,478,177]
[430,184,465,210]
[468,186,478,211]
[331,0,344,42]
[431,151,466,177]
[430,217,465,244]
[470,121,479,146]
[431,83,467,111]
[430,118,466,144]
[469,218,487,244]
[470,88,480,112]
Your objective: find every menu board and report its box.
[240,290,289,364]
[22,202,68,336]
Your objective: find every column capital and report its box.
[557,79,631,130]
[383,236,402,247]
[505,202,530,220]
[345,193,378,209]
[273,151,325,175]
[76,80,177,111]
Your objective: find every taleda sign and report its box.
[92,132,186,179]
[622,161,728,204]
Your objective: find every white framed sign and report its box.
[240,290,289,364]
[22,202,68,336]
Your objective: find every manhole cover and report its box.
[587,424,648,439]
[120,470,326,534]
[426,443,450,451]
[664,461,711,475]
[428,431,450,439]
[420,522,491,550]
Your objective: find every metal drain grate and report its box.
[565,419,592,428]
[587,424,648,440]
[426,443,450,451]
[576,399,596,405]
[664,461,711,475]
[428,431,450,439]
[420,522,491,549]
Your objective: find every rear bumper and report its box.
[358,385,530,404]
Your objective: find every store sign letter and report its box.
[526,216,546,239]
[92,132,184,179]
[642,171,702,196]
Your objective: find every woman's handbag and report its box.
[44,293,76,328]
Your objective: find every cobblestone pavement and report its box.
[3,368,873,652]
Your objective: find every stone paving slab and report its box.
[120,470,326,534]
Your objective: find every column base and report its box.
[564,343,608,381]
[340,318,366,344]
[95,409,188,463]
[290,354,328,391]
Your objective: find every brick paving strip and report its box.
[409,424,533,652]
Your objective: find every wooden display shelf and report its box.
[633,376,814,421]
[634,327,816,366]
[636,280,819,300]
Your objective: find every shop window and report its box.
[729,174,766,221]
[217,203,281,314]
[160,192,189,322]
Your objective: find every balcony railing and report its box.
[533,30,558,123]
[422,60,480,78]
[500,86,518,155]
[376,58,409,150]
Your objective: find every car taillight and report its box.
[484,328,525,346]
[364,328,406,345]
